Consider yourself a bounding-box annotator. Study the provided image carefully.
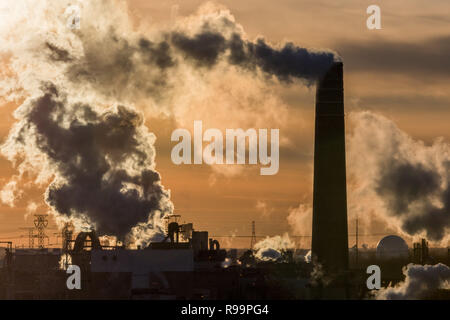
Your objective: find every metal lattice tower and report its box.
[34,214,48,249]
[250,221,256,249]
[62,222,74,251]
[20,227,35,248]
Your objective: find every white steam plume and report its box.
[376,263,450,300]
[347,111,450,244]
[287,111,450,246]
[0,1,338,243]
[253,233,294,261]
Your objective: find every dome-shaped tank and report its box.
[376,235,409,259]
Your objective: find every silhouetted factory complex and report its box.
[0,63,449,299]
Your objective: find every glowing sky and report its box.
[0,0,449,248]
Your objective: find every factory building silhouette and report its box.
[311,62,349,276]
[1,61,450,300]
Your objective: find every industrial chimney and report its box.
[311,62,349,275]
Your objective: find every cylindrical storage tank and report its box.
[376,235,409,259]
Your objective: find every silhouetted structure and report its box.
[311,62,349,275]
[413,238,429,264]
[34,214,48,249]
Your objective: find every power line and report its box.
[211,233,394,238]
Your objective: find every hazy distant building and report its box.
[376,235,409,260]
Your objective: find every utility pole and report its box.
[250,221,256,249]
[355,217,359,266]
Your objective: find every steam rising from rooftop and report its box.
[253,234,294,261]
[376,263,450,299]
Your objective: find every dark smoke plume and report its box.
[0,1,338,243]
[7,83,172,239]
[57,23,339,102]
[376,162,441,214]
[376,161,449,241]
[348,112,450,243]
[172,31,339,83]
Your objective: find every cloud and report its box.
[347,111,450,243]
[336,35,450,78]
[0,0,339,181]
[1,83,173,242]
[0,178,23,207]
[287,111,450,245]
[25,201,39,220]
[256,200,273,218]
[287,203,312,235]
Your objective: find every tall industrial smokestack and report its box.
[311,62,349,275]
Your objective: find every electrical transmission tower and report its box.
[250,221,256,249]
[62,221,74,252]
[20,227,35,248]
[34,214,48,249]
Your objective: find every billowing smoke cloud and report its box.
[347,111,450,244]
[60,14,338,102]
[286,111,450,246]
[253,233,294,261]
[376,263,450,300]
[0,0,338,242]
[1,83,173,241]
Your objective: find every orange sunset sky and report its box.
[0,0,449,248]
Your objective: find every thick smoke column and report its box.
[61,19,339,102]
[376,263,450,299]
[170,31,338,82]
[2,1,447,247]
[376,162,448,240]
[288,111,450,245]
[1,83,172,241]
[0,1,339,242]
